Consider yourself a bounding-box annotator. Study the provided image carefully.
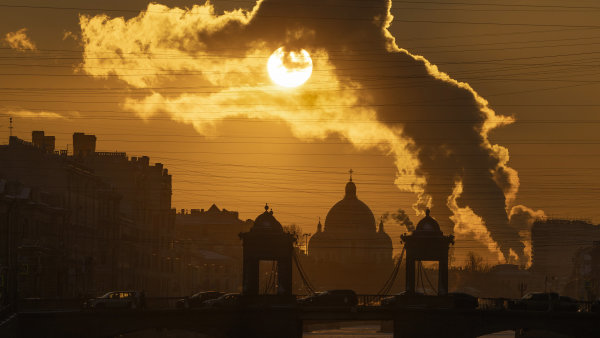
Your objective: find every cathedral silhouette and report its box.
[307,173,393,293]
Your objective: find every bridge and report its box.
[3,207,600,337]
[10,303,600,338]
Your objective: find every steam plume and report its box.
[78,0,539,263]
[4,28,36,52]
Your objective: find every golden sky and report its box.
[1,0,599,266]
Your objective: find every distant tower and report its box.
[401,209,454,295]
[9,116,13,138]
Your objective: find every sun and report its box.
[267,47,313,88]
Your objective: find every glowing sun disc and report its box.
[267,47,313,88]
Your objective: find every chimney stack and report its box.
[32,131,55,153]
[73,132,96,157]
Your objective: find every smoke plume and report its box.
[78,0,536,264]
[4,28,37,52]
[384,209,414,232]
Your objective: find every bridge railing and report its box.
[358,295,387,306]
[16,295,599,313]
[18,297,183,311]
[295,294,388,306]
[19,298,85,311]
[478,297,596,312]
[478,297,510,310]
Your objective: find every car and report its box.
[85,291,146,310]
[507,292,575,311]
[298,290,358,307]
[447,292,479,309]
[202,293,241,308]
[176,291,224,309]
[381,291,426,307]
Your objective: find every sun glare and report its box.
[267,47,313,88]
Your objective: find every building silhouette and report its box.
[0,179,68,302]
[0,134,121,298]
[174,205,253,294]
[307,175,393,293]
[73,133,175,295]
[532,219,600,281]
[0,131,176,298]
[570,241,600,300]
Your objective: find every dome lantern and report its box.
[250,203,284,232]
[413,208,443,236]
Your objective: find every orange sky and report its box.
[1,0,599,266]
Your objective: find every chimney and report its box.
[32,131,44,147]
[73,132,96,157]
[31,131,56,153]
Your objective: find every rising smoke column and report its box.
[78,0,543,263]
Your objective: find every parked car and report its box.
[381,291,425,307]
[507,292,578,312]
[85,291,146,310]
[176,291,223,309]
[298,290,358,307]
[447,292,479,309]
[202,293,242,308]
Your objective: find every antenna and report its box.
[9,116,13,137]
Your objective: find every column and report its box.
[406,254,415,293]
[438,256,448,295]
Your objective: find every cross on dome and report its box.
[349,169,354,182]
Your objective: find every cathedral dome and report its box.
[324,179,376,233]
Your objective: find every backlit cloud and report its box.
[3,110,66,119]
[4,28,37,52]
[78,0,536,264]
